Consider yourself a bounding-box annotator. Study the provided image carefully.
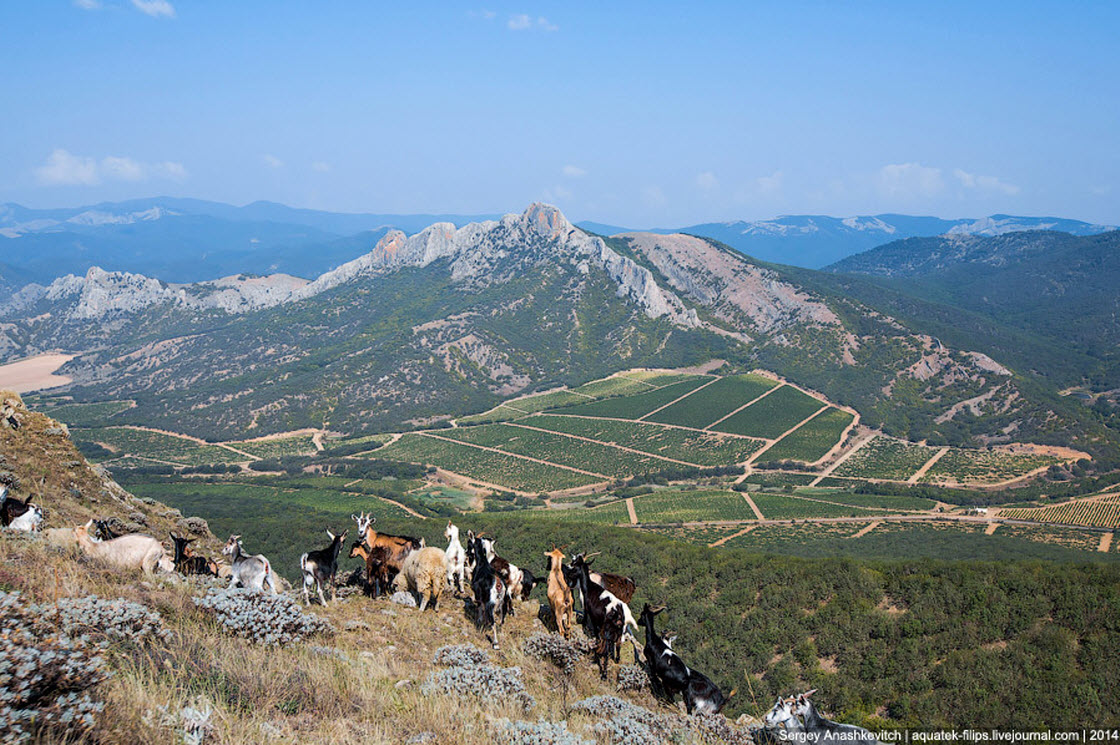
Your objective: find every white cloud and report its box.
[508,13,557,31]
[756,170,783,194]
[155,161,188,181]
[469,9,497,19]
[876,162,945,199]
[695,171,719,191]
[34,149,187,186]
[562,165,586,178]
[35,149,99,186]
[131,0,175,18]
[262,154,284,169]
[953,168,1020,196]
[312,161,331,173]
[101,155,145,182]
[74,0,102,10]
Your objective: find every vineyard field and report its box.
[436,423,666,478]
[1000,499,1120,529]
[632,489,757,523]
[750,493,890,520]
[711,385,825,439]
[527,415,764,466]
[231,435,319,459]
[644,374,777,429]
[832,436,939,481]
[373,433,601,492]
[923,448,1065,485]
[74,427,244,466]
[760,407,854,464]
[553,378,710,420]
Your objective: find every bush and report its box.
[193,588,333,645]
[422,665,534,711]
[433,644,489,668]
[522,633,583,675]
[616,663,650,692]
[42,595,169,644]
[1,591,108,744]
[494,718,592,745]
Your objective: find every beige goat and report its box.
[74,520,171,574]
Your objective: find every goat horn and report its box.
[650,604,667,613]
[584,551,602,559]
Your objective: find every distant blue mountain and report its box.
[0,199,499,283]
[2,198,1113,283]
[580,213,1116,268]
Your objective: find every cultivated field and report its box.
[1000,498,1120,529]
[832,436,939,480]
[75,427,244,466]
[922,448,1066,485]
[760,407,855,463]
[631,489,758,524]
[645,373,777,429]
[373,432,600,492]
[711,384,825,439]
[527,415,765,465]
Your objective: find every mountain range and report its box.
[4,203,1108,457]
[1,199,1112,291]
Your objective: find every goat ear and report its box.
[351,513,359,522]
[327,530,335,540]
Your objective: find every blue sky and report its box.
[1,1,1117,226]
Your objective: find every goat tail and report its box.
[299,553,308,572]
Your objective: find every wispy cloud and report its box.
[562,165,586,178]
[468,9,497,20]
[312,161,331,173]
[73,0,102,10]
[695,171,719,191]
[953,168,1020,196]
[508,14,558,31]
[262,154,284,169]
[876,162,944,199]
[131,0,175,18]
[35,149,186,186]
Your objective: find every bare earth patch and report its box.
[0,353,76,393]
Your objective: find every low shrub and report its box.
[193,588,333,645]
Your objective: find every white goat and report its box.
[74,520,169,574]
[394,546,449,611]
[444,520,467,596]
[222,534,278,593]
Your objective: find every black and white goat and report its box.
[571,555,628,680]
[792,690,879,744]
[467,533,507,649]
[300,529,347,606]
[0,487,42,532]
[94,519,122,542]
[568,553,640,643]
[636,603,733,715]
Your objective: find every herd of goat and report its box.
[2,488,878,736]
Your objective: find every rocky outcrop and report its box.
[619,232,840,333]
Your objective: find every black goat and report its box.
[300,529,347,606]
[468,533,507,649]
[95,519,122,542]
[169,533,219,577]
